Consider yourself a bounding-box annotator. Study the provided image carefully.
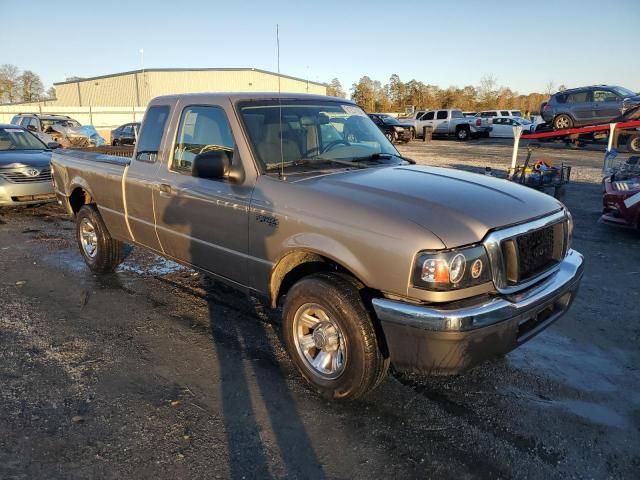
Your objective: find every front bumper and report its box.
[372,249,584,374]
[0,180,56,206]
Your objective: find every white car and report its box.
[489,116,535,138]
[475,109,522,118]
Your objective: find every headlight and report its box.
[394,126,404,132]
[412,245,492,291]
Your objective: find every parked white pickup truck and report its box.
[416,109,492,140]
[397,110,427,137]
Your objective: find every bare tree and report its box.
[478,74,498,108]
[46,86,56,100]
[545,80,556,95]
[19,70,44,102]
[0,64,21,104]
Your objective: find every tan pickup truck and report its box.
[51,93,584,400]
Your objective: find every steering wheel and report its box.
[321,139,350,154]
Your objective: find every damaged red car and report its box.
[602,156,640,229]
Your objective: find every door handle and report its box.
[158,183,172,196]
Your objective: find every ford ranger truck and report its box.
[51,93,584,400]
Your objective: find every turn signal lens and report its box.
[421,259,449,283]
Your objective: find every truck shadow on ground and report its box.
[161,187,325,479]
[201,276,325,479]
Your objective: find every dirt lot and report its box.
[1,140,639,479]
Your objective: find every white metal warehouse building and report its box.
[0,68,327,132]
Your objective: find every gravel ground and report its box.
[0,139,638,479]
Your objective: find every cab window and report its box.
[136,106,170,162]
[172,105,235,175]
[423,112,434,120]
[436,111,448,120]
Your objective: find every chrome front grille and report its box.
[484,210,569,294]
[0,167,52,183]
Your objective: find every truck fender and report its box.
[270,238,371,308]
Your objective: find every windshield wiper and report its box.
[266,157,368,172]
[351,152,415,164]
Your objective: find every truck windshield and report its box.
[0,127,47,150]
[238,100,400,171]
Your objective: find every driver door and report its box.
[152,102,252,284]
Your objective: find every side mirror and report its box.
[192,150,231,179]
[47,142,60,149]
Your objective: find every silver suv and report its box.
[541,85,640,130]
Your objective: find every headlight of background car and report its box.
[412,245,492,291]
[566,211,573,253]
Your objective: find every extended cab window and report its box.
[436,111,448,120]
[136,106,170,162]
[172,105,235,175]
[451,110,463,119]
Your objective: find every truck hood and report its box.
[302,165,563,247]
[0,150,52,169]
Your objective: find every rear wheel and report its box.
[627,134,640,153]
[282,273,389,400]
[553,114,573,130]
[456,126,470,141]
[76,205,124,273]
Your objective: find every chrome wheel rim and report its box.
[293,303,346,380]
[79,218,98,258]
[630,137,640,151]
[556,116,570,129]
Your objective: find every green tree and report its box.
[326,78,345,98]
[351,76,376,111]
[387,74,405,111]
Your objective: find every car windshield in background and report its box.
[41,119,80,129]
[0,128,47,151]
[381,116,400,125]
[613,87,637,98]
[239,101,400,171]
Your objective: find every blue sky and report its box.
[1,0,638,95]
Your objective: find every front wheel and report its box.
[76,205,125,273]
[384,132,396,143]
[282,273,389,400]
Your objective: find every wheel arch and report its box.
[269,248,374,309]
[68,182,95,215]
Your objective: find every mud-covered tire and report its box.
[282,272,389,400]
[553,114,573,130]
[627,133,640,153]
[76,204,124,273]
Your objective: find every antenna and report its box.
[277,24,284,179]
